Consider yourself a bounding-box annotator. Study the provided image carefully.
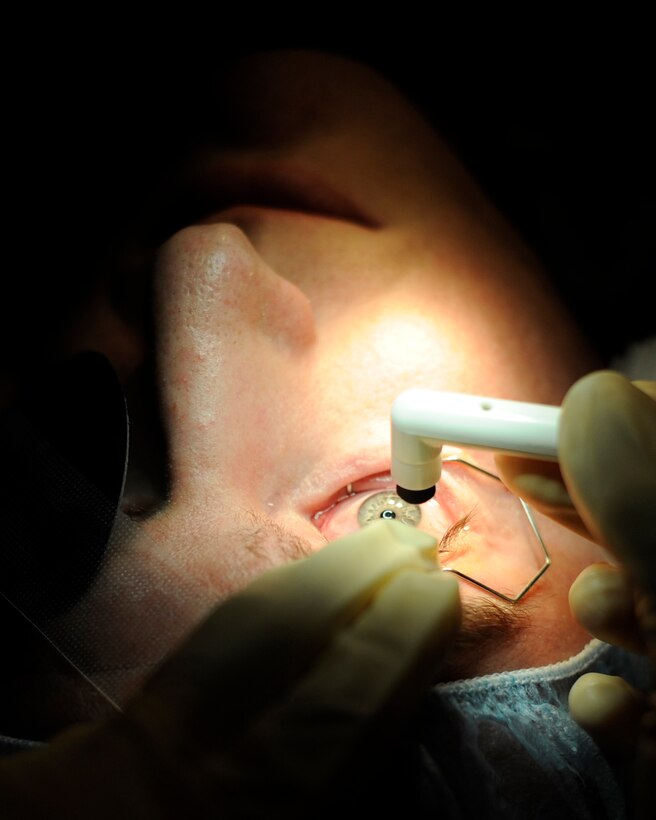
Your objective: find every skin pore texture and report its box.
[21,50,614,728]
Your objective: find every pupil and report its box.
[381,509,396,520]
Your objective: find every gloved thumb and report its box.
[558,371,656,590]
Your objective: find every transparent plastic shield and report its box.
[437,458,550,602]
[352,456,551,602]
[0,356,220,714]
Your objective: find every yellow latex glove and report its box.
[0,519,460,819]
[496,372,656,819]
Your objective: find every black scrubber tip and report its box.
[396,485,436,504]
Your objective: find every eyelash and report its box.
[438,511,474,553]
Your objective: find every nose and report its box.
[156,223,316,352]
[153,223,316,500]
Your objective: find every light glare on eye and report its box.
[357,491,421,528]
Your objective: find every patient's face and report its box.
[54,51,610,709]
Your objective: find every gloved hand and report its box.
[496,371,656,819]
[0,519,460,819]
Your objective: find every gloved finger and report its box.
[558,372,656,590]
[633,380,656,402]
[218,569,461,816]
[128,519,438,746]
[569,672,648,757]
[494,453,590,539]
[571,677,656,820]
[494,378,656,546]
[569,563,645,653]
[0,556,459,820]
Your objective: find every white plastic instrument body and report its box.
[391,389,560,496]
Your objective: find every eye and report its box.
[313,479,457,545]
[357,491,421,527]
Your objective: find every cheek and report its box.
[51,497,291,706]
[401,222,601,402]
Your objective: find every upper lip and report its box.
[146,154,380,241]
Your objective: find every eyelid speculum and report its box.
[357,491,422,528]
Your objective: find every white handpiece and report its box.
[391,389,560,502]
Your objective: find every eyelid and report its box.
[312,473,396,520]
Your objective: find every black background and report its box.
[2,24,654,384]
